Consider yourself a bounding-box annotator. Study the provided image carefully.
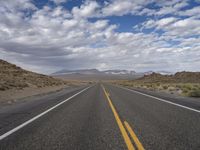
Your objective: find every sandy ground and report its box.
[0,85,70,105]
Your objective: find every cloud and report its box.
[102,0,142,16]
[0,0,37,11]
[153,1,189,16]
[0,0,199,74]
[97,63,109,70]
[143,17,178,29]
[158,17,177,25]
[100,0,189,17]
[178,6,200,18]
[72,1,100,18]
[159,18,200,38]
[142,16,200,38]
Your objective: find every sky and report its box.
[0,0,200,74]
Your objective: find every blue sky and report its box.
[0,0,200,74]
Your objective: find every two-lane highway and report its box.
[0,83,200,150]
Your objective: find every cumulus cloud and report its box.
[100,0,189,17]
[143,17,178,30]
[101,0,143,16]
[156,17,178,27]
[72,1,100,18]
[0,0,37,11]
[178,6,200,18]
[0,0,199,74]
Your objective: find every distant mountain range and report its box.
[52,69,172,76]
[52,69,136,75]
[51,69,174,80]
[51,69,140,80]
[52,69,100,75]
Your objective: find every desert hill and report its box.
[114,71,200,97]
[0,59,67,91]
[136,71,200,83]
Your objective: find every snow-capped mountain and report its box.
[52,69,136,75]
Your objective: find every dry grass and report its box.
[112,71,200,97]
[112,80,200,97]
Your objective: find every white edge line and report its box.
[115,85,200,113]
[0,85,92,141]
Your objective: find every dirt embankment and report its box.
[0,59,68,91]
[0,59,86,104]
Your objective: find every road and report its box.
[0,83,200,150]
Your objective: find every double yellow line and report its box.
[102,85,144,150]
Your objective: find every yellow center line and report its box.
[124,121,145,150]
[101,85,135,150]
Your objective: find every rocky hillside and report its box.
[136,71,200,83]
[0,59,67,91]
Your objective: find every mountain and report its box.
[52,69,101,75]
[173,71,200,83]
[52,69,140,80]
[136,71,200,83]
[0,59,67,91]
[52,69,136,75]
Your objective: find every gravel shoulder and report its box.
[0,84,87,107]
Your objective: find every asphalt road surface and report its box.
[0,83,200,150]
